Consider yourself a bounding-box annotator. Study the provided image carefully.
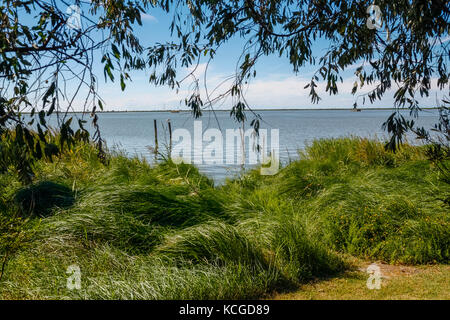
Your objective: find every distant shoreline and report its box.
[20,107,439,114]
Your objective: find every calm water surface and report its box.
[49,109,439,183]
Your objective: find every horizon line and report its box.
[20,107,438,114]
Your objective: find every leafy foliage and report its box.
[146,0,449,148]
[1,0,449,183]
[0,0,154,182]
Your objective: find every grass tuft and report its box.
[0,137,448,299]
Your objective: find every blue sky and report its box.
[95,7,380,111]
[33,2,449,111]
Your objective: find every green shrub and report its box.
[380,218,450,264]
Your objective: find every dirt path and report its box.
[271,261,450,300]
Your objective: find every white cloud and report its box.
[141,13,158,23]
[185,63,210,81]
[89,68,445,111]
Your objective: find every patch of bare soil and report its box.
[358,261,419,279]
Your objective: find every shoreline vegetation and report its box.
[0,137,448,299]
[17,107,442,114]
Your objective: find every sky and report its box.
[30,2,450,111]
[94,8,386,111]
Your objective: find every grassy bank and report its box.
[0,137,448,299]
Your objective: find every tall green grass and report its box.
[0,137,448,299]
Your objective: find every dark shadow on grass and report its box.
[14,181,75,218]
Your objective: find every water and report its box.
[47,109,440,183]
